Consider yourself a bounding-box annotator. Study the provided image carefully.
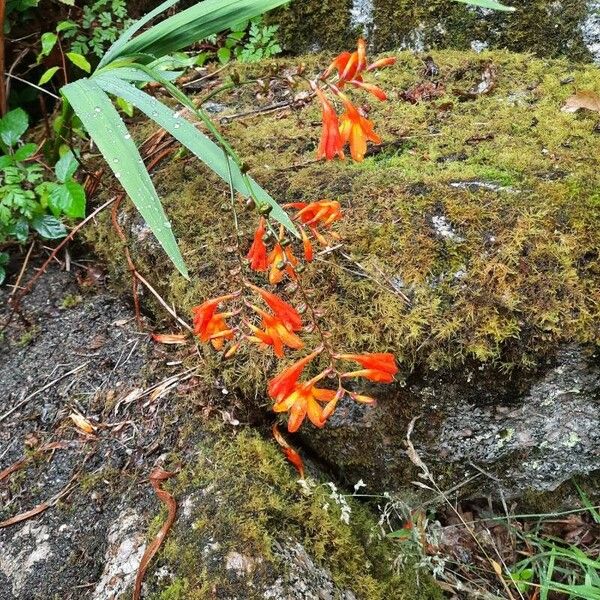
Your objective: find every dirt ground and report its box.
[0,258,200,599]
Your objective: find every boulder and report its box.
[88,50,600,500]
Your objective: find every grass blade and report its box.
[94,71,297,235]
[62,78,188,278]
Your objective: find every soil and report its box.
[0,257,194,599]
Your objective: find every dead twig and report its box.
[133,468,177,600]
[7,240,35,298]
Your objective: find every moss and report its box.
[60,293,83,309]
[16,326,40,348]
[267,0,594,61]
[144,425,441,599]
[88,50,600,390]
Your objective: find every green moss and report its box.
[60,294,83,309]
[145,425,440,599]
[88,50,600,390]
[268,0,594,61]
[16,326,40,348]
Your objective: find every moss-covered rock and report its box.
[87,50,600,495]
[143,426,441,599]
[271,0,600,61]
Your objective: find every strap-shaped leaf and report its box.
[106,0,288,64]
[454,0,515,11]
[98,0,179,68]
[62,78,189,278]
[95,71,297,236]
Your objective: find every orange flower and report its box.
[272,424,305,478]
[322,39,367,83]
[273,370,337,432]
[338,352,398,383]
[366,56,396,72]
[268,347,322,404]
[349,80,387,101]
[246,305,303,357]
[192,292,239,350]
[294,200,342,227]
[301,228,313,262]
[338,94,381,162]
[267,242,298,284]
[247,217,268,272]
[315,89,344,161]
[248,284,302,332]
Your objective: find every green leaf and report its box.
[66,52,92,73]
[31,214,67,239]
[0,108,28,147]
[39,66,61,85]
[61,78,188,278]
[13,143,37,161]
[98,0,180,68]
[103,0,288,65]
[94,71,297,237]
[49,180,86,218]
[116,96,135,117]
[54,150,78,182]
[40,32,58,57]
[56,20,77,33]
[0,154,13,168]
[453,0,515,11]
[217,46,231,64]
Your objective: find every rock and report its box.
[299,345,600,498]
[88,51,600,501]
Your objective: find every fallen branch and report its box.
[133,468,177,600]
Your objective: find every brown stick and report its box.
[0,0,7,116]
[133,468,177,600]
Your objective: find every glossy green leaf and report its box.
[94,71,297,236]
[31,214,67,239]
[66,52,91,73]
[40,32,58,57]
[0,109,28,147]
[454,0,515,11]
[62,78,188,278]
[39,66,61,85]
[49,181,86,218]
[54,150,78,182]
[14,143,37,162]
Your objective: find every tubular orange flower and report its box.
[295,200,342,227]
[315,89,344,161]
[338,352,398,383]
[247,305,303,357]
[366,56,396,72]
[301,228,313,262]
[267,242,298,284]
[247,217,268,272]
[268,347,322,404]
[248,284,302,332]
[272,424,305,478]
[273,370,336,432]
[192,292,239,349]
[349,80,387,101]
[338,94,381,162]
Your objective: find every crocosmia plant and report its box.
[192,40,398,436]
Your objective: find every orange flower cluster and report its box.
[192,189,398,436]
[269,347,398,432]
[314,39,395,162]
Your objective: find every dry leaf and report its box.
[561,90,600,113]
[69,413,96,434]
[151,333,188,345]
[490,559,503,577]
[133,468,177,600]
